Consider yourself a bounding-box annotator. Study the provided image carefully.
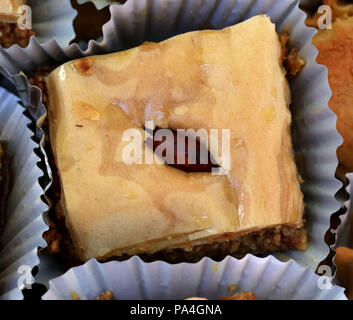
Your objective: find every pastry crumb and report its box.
[279,32,306,76]
[227,284,237,293]
[70,291,81,300]
[27,66,54,105]
[43,221,62,254]
[285,48,306,76]
[219,292,256,300]
[96,290,114,300]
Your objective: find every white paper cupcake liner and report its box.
[42,255,347,300]
[29,0,77,47]
[0,85,49,300]
[0,0,344,289]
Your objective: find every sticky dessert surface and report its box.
[46,15,305,261]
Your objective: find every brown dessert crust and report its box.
[0,22,34,48]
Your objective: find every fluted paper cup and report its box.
[31,0,77,47]
[0,0,77,51]
[0,0,344,290]
[42,255,347,300]
[0,84,49,300]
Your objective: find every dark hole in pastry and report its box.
[145,127,219,173]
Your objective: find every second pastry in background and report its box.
[310,2,353,173]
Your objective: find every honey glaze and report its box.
[71,37,216,130]
[69,36,226,174]
[72,58,96,76]
[73,101,100,121]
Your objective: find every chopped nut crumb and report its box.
[96,290,114,300]
[0,22,34,48]
[27,66,54,105]
[285,48,306,76]
[219,292,256,300]
[279,32,306,76]
[279,32,290,64]
[227,284,237,293]
[43,223,63,254]
[70,291,81,300]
